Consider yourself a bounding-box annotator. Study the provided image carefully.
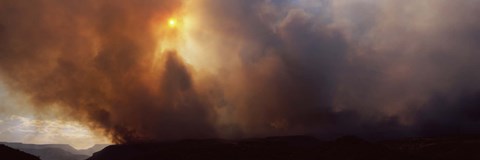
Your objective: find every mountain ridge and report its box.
[88,135,480,160]
[1,142,108,160]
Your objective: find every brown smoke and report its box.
[1,0,480,143]
[0,0,217,143]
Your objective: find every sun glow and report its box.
[151,3,205,71]
[168,18,177,28]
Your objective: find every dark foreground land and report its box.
[88,135,480,160]
[0,144,40,160]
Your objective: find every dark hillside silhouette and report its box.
[88,135,480,160]
[0,144,40,160]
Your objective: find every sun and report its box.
[168,18,177,28]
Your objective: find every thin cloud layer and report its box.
[0,115,109,149]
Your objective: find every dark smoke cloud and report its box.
[0,0,480,143]
[187,0,480,138]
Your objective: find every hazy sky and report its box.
[0,79,109,149]
[0,0,480,147]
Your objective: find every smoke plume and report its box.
[1,0,480,143]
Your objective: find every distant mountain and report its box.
[0,144,40,160]
[88,135,480,160]
[77,144,110,156]
[1,142,108,160]
[1,143,79,153]
[19,147,88,160]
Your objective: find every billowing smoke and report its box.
[0,0,216,143]
[0,0,480,143]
